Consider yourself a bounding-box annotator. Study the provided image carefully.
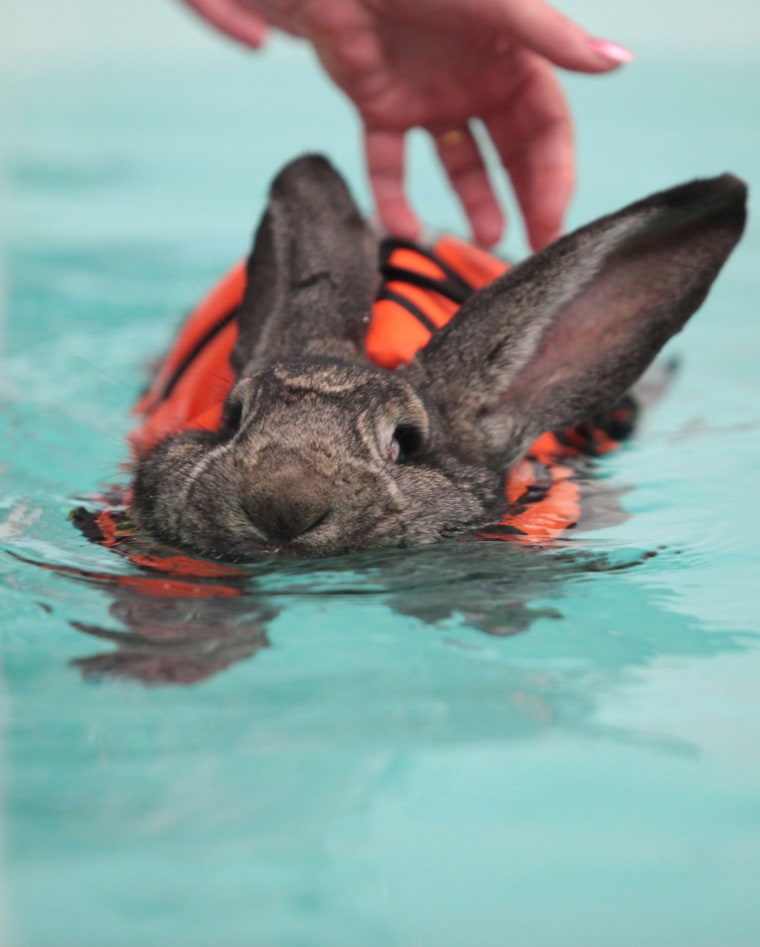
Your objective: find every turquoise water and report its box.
[2,3,760,945]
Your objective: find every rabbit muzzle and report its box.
[240,452,334,544]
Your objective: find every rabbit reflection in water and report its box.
[130,156,746,561]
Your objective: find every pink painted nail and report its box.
[587,38,635,65]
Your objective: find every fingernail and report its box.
[587,38,635,65]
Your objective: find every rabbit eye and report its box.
[389,425,423,464]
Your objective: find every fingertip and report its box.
[525,195,568,251]
[558,36,635,74]
[380,205,422,242]
[586,38,635,68]
[472,207,505,248]
[179,0,269,48]
[528,222,562,252]
[521,181,571,252]
[237,30,268,50]
[246,28,268,50]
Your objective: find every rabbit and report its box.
[130,155,747,562]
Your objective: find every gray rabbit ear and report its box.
[410,174,747,470]
[232,154,379,372]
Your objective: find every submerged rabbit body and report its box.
[130,156,746,561]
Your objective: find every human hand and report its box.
[180,0,632,249]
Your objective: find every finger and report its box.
[434,125,504,247]
[179,0,268,48]
[365,128,420,241]
[485,56,574,250]
[486,0,633,73]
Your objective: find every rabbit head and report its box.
[131,155,746,561]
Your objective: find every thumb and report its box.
[178,0,269,48]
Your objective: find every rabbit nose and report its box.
[242,459,333,543]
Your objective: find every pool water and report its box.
[2,2,760,945]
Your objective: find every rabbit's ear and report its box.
[410,174,747,470]
[232,154,379,372]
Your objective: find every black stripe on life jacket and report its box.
[379,238,475,304]
[156,305,240,405]
[375,287,439,333]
